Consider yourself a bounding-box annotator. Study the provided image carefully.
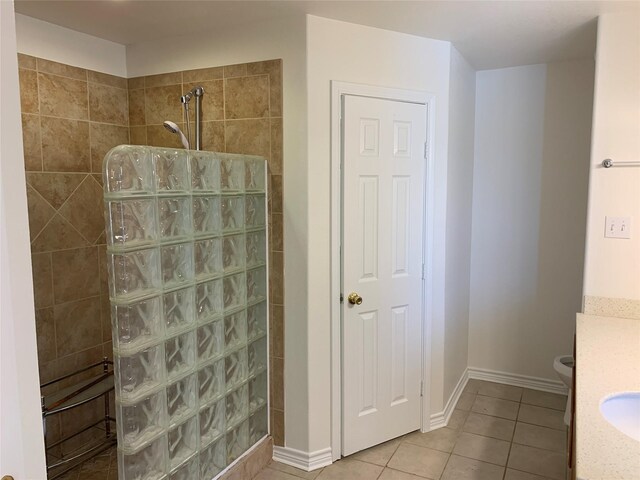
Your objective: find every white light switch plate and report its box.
[605,216,632,239]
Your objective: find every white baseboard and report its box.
[273,446,333,472]
[429,368,469,431]
[467,367,568,395]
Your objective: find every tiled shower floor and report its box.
[258,379,569,480]
[55,379,568,480]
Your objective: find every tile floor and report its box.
[258,379,569,480]
[54,446,117,480]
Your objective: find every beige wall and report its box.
[127,61,285,445]
[18,53,129,456]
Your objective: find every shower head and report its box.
[163,120,190,149]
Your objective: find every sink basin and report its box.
[600,392,640,441]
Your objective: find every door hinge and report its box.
[421,263,425,280]
[420,381,424,397]
[423,141,428,160]
[340,293,344,303]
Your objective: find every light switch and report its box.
[605,216,632,239]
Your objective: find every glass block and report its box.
[195,279,223,323]
[192,196,221,236]
[161,243,194,288]
[168,416,198,471]
[158,197,192,241]
[154,149,190,193]
[199,399,225,448]
[225,348,248,392]
[220,196,244,232]
[111,296,163,353]
[248,336,267,376]
[249,406,268,445]
[246,267,267,304]
[198,358,225,405]
[166,374,197,427]
[118,434,168,480]
[118,390,167,452]
[169,455,198,480]
[226,419,248,464]
[245,230,266,268]
[245,195,266,229]
[165,331,196,380]
[245,157,266,192]
[220,156,244,192]
[109,248,161,301]
[223,273,246,312]
[224,310,247,352]
[222,234,245,273]
[191,152,220,192]
[104,145,153,196]
[197,319,223,363]
[115,344,165,402]
[199,436,225,480]
[246,301,267,341]
[194,238,222,281]
[106,198,158,249]
[163,286,195,335]
[225,384,248,429]
[249,370,267,412]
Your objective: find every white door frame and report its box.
[330,81,436,460]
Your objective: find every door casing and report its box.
[330,81,437,460]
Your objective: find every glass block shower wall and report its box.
[102,146,269,480]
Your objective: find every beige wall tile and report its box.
[269,305,283,358]
[224,64,248,78]
[35,307,56,363]
[90,123,129,172]
[183,66,223,83]
[38,73,88,120]
[54,296,103,357]
[128,89,146,126]
[247,59,283,117]
[145,71,182,87]
[269,251,283,305]
[31,214,90,253]
[100,294,111,343]
[22,113,42,171]
[270,357,284,410]
[52,246,100,304]
[271,213,283,251]
[270,118,283,174]
[185,79,224,121]
[89,83,128,125]
[244,438,273,479]
[201,121,225,152]
[128,76,145,90]
[225,75,270,119]
[41,117,90,172]
[88,70,127,89]
[37,58,87,80]
[19,68,39,114]
[225,119,270,158]
[27,172,83,209]
[32,252,54,308]
[58,176,105,244]
[145,84,183,125]
[129,125,147,145]
[270,175,282,213]
[271,409,284,446]
[18,53,37,69]
[26,185,56,241]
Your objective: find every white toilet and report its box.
[553,355,574,425]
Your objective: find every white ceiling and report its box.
[13,0,640,70]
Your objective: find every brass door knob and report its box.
[348,292,363,305]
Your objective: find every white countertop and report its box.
[576,314,640,480]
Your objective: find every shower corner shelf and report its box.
[41,357,117,480]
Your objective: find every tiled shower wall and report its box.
[18,53,285,457]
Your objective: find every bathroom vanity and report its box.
[575,313,640,479]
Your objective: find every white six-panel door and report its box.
[342,95,427,456]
